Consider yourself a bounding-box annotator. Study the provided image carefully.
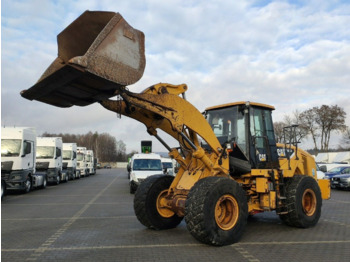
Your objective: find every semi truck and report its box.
[36,137,64,184]
[62,143,78,180]
[86,150,96,175]
[77,147,88,177]
[1,127,47,196]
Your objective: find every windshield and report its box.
[36,146,55,159]
[1,139,22,157]
[205,106,246,152]
[63,150,72,160]
[77,153,84,161]
[133,159,162,171]
[328,167,343,173]
[86,155,92,162]
[162,162,173,169]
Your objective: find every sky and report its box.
[2,0,350,153]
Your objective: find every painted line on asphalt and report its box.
[24,175,120,261]
[233,244,260,262]
[2,216,136,221]
[4,240,350,253]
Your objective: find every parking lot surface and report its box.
[1,168,350,262]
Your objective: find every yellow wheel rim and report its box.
[302,189,317,216]
[215,194,239,230]
[156,189,174,218]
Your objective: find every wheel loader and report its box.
[21,11,331,246]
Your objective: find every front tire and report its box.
[40,176,47,189]
[1,180,6,200]
[134,175,183,230]
[23,176,32,193]
[185,177,248,246]
[279,175,322,228]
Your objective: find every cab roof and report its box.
[205,101,275,111]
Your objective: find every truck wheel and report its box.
[185,177,248,246]
[279,175,322,228]
[23,176,32,193]
[1,180,5,200]
[40,176,47,189]
[134,175,183,230]
[130,183,137,194]
[56,175,60,185]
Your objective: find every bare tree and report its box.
[315,105,346,151]
[273,121,285,143]
[299,107,320,152]
[339,127,350,149]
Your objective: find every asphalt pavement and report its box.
[1,168,349,262]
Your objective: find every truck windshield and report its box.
[77,153,84,161]
[133,159,162,171]
[86,155,92,162]
[36,146,55,159]
[1,139,21,157]
[63,150,72,160]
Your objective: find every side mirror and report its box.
[319,165,327,172]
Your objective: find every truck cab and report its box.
[62,143,77,180]
[36,137,63,184]
[86,150,95,175]
[1,127,38,194]
[77,147,88,177]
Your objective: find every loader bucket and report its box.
[21,10,145,107]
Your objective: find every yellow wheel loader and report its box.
[21,11,331,246]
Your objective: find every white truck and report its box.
[129,153,163,194]
[77,147,88,177]
[36,137,65,184]
[86,150,95,175]
[1,127,47,196]
[62,143,78,180]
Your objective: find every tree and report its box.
[273,121,285,143]
[41,131,126,162]
[299,107,320,152]
[273,110,308,144]
[315,105,346,151]
[339,127,350,149]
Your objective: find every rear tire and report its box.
[185,177,248,246]
[279,175,322,228]
[134,175,183,230]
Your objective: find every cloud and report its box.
[2,0,350,152]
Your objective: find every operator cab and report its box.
[204,101,279,175]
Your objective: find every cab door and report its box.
[249,107,279,169]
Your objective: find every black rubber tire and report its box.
[185,177,248,246]
[23,176,32,193]
[56,174,60,185]
[279,175,322,228]
[1,180,6,200]
[134,175,183,230]
[40,176,47,189]
[130,182,137,194]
